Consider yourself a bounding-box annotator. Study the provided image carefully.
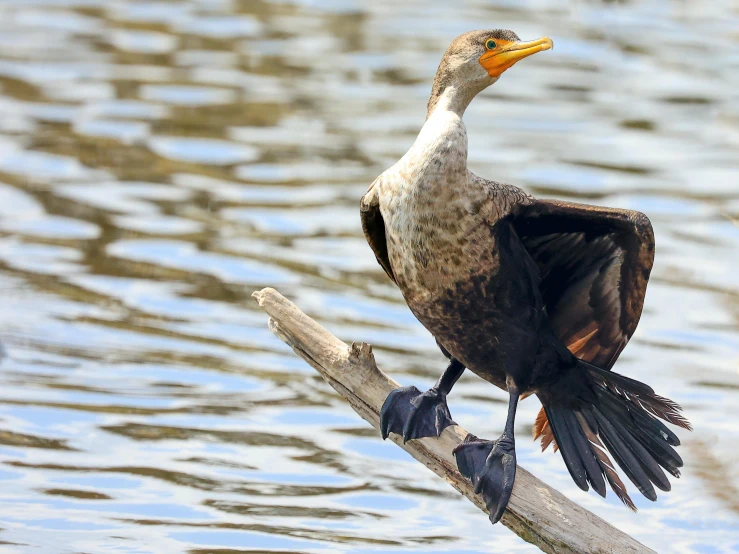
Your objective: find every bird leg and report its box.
[380,358,464,443]
[453,385,519,524]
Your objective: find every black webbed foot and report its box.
[453,433,517,524]
[380,386,456,442]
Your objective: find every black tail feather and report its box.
[591,405,657,500]
[575,411,634,509]
[594,386,683,477]
[563,408,607,497]
[545,406,606,496]
[545,407,588,491]
[591,392,672,491]
[538,360,690,509]
[586,363,692,432]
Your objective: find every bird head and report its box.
[427,30,553,117]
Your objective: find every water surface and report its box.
[0,1,737,553]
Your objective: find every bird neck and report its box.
[426,83,479,119]
[406,89,469,178]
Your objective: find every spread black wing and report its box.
[512,199,655,370]
[512,199,655,452]
[360,186,395,283]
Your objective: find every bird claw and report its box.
[454,433,517,524]
[380,386,456,443]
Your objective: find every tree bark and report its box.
[252,287,656,554]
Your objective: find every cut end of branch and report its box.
[349,341,374,363]
[252,287,277,305]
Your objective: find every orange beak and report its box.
[479,37,553,78]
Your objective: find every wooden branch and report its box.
[252,287,655,554]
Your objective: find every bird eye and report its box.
[486,39,497,50]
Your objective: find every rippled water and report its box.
[0,1,737,553]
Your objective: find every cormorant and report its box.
[360,29,690,523]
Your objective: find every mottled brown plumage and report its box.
[362,29,689,522]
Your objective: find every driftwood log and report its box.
[252,287,655,554]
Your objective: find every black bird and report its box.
[360,29,690,523]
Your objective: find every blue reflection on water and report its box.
[344,438,416,462]
[51,475,142,490]
[340,494,416,511]
[169,530,320,549]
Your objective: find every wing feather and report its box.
[360,183,395,283]
[517,199,655,452]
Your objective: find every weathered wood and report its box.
[252,287,656,554]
